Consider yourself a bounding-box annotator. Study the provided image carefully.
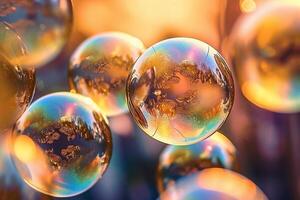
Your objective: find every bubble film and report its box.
[0,21,35,131]
[126,38,234,145]
[157,132,237,192]
[69,32,145,117]
[159,168,268,200]
[10,92,112,197]
[0,0,73,68]
[232,2,300,113]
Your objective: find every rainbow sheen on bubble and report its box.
[157,132,237,192]
[69,32,145,117]
[126,38,234,145]
[232,1,300,113]
[0,0,73,68]
[159,168,268,200]
[10,92,112,197]
[0,21,35,131]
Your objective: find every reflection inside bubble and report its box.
[10,92,112,197]
[69,32,145,117]
[157,131,237,192]
[127,38,234,145]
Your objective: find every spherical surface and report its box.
[69,32,145,117]
[0,0,73,68]
[157,132,237,192]
[126,38,234,145]
[159,168,268,200]
[10,92,112,197]
[0,22,35,131]
[232,2,300,113]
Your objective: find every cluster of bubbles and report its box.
[0,0,283,198]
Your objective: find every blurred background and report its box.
[0,0,300,199]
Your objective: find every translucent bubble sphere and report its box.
[232,2,300,113]
[10,92,112,197]
[69,32,145,117]
[157,132,237,192]
[159,168,268,200]
[126,38,234,145]
[0,0,73,68]
[0,21,35,131]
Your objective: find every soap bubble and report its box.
[69,32,145,117]
[0,21,35,131]
[10,92,112,197]
[157,131,237,192]
[231,1,300,113]
[126,38,234,145]
[159,168,268,200]
[0,0,73,68]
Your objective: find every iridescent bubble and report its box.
[0,0,73,68]
[10,92,112,197]
[232,1,300,113]
[0,21,35,131]
[159,168,268,200]
[69,32,145,117]
[157,131,237,192]
[126,38,234,145]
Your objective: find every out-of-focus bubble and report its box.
[159,168,268,200]
[0,21,35,131]
[0,0,73,68]
[126,38,234,145]
[10,92,112,197]
[157,132,237,192]
[69,32,145,117]
[232,1,300,113]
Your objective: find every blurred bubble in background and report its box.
[0,0,73,68]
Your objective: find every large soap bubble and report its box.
[10,92,112,197]
[127,38,234,145]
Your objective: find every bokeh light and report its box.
[126,38,234,145]
[0,21,35,131]
[159,168,268,200]
[10,92,112,197]
[69,32,145,117]
[231,1,300,113]
[157,131,237,192]
[0,0,73,68]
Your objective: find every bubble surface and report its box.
[0,0,73,68]
[157,132,237,192]
[232,2,300,113]
[0,21,35,131]
[10,92,112,197]
[69,32,145,117]
[159,168,268,200]
[126,38,234,145]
